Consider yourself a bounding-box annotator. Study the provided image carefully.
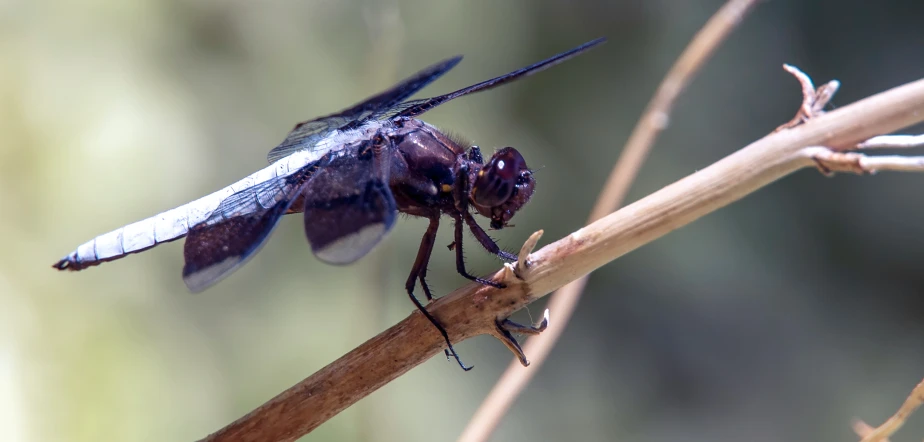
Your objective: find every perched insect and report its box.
[53,38,606,369]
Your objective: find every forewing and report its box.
[182,167,316,292]
[392,38,605,119]
[266,55,462,163]
[266,116,354,164]
[302,148,397,265]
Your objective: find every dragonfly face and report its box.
[470,147,535,229]
[53,38,606,369]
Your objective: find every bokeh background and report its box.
[2,0,924,441]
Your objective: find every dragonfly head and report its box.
[470,147,535,229]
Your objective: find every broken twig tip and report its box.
[775,64,840,132]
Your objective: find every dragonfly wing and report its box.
[302,143,398,265]
[391,38,606,119]
[267,55,462,163]
[182,166,316,292]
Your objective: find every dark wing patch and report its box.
[183,201,291,292]
[182,166,317,292]
[267,55,463,163]
[302,147,397,265]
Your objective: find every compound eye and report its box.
[472,147,526,208]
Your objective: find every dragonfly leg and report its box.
[406,280,472,371]
[463,211,517,262]
[405,215,440,302]
[404,214,470,370]
[448,160,512,283]
[451,212,505,288]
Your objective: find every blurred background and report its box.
[2,0,924,441]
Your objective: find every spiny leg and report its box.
[406,288,471,371]
[463,211,517,262]
[452,212,505,288]
[405,214,448,360]
[405,214,470,370]
[448,160,510,284]
[406,215,440,301]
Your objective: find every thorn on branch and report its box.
[514,230,543,279]
[775,64,840,131]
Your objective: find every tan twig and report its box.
[778,66,924,175]
[858,134,924,149]
[459,0,761,440]
[805,148,924,174]
[200,57,924,442]
[854,420,891,442]
[854,378,924,442]
[778,65,924,175]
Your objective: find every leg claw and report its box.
[492,309,551,367]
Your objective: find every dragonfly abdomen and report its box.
[52,204,196,270]
[52,147,329,272]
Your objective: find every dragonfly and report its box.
[53,38,606,369]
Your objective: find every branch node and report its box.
[776,64,840,131]
[808,148,868,175]
[853,419,891,442]
[803,143,924,175]
[854,378,924,442]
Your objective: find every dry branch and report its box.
[201,69,924,441]
[460,0,760,438]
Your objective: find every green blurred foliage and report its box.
[2,0,924,441]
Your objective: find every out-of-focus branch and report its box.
[201,70,924,441]
[853,378,924,442]
[459,0,761,440]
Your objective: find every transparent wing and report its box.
[392,38,606,119]
[267,55,463,163]
[207,172,310,224]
